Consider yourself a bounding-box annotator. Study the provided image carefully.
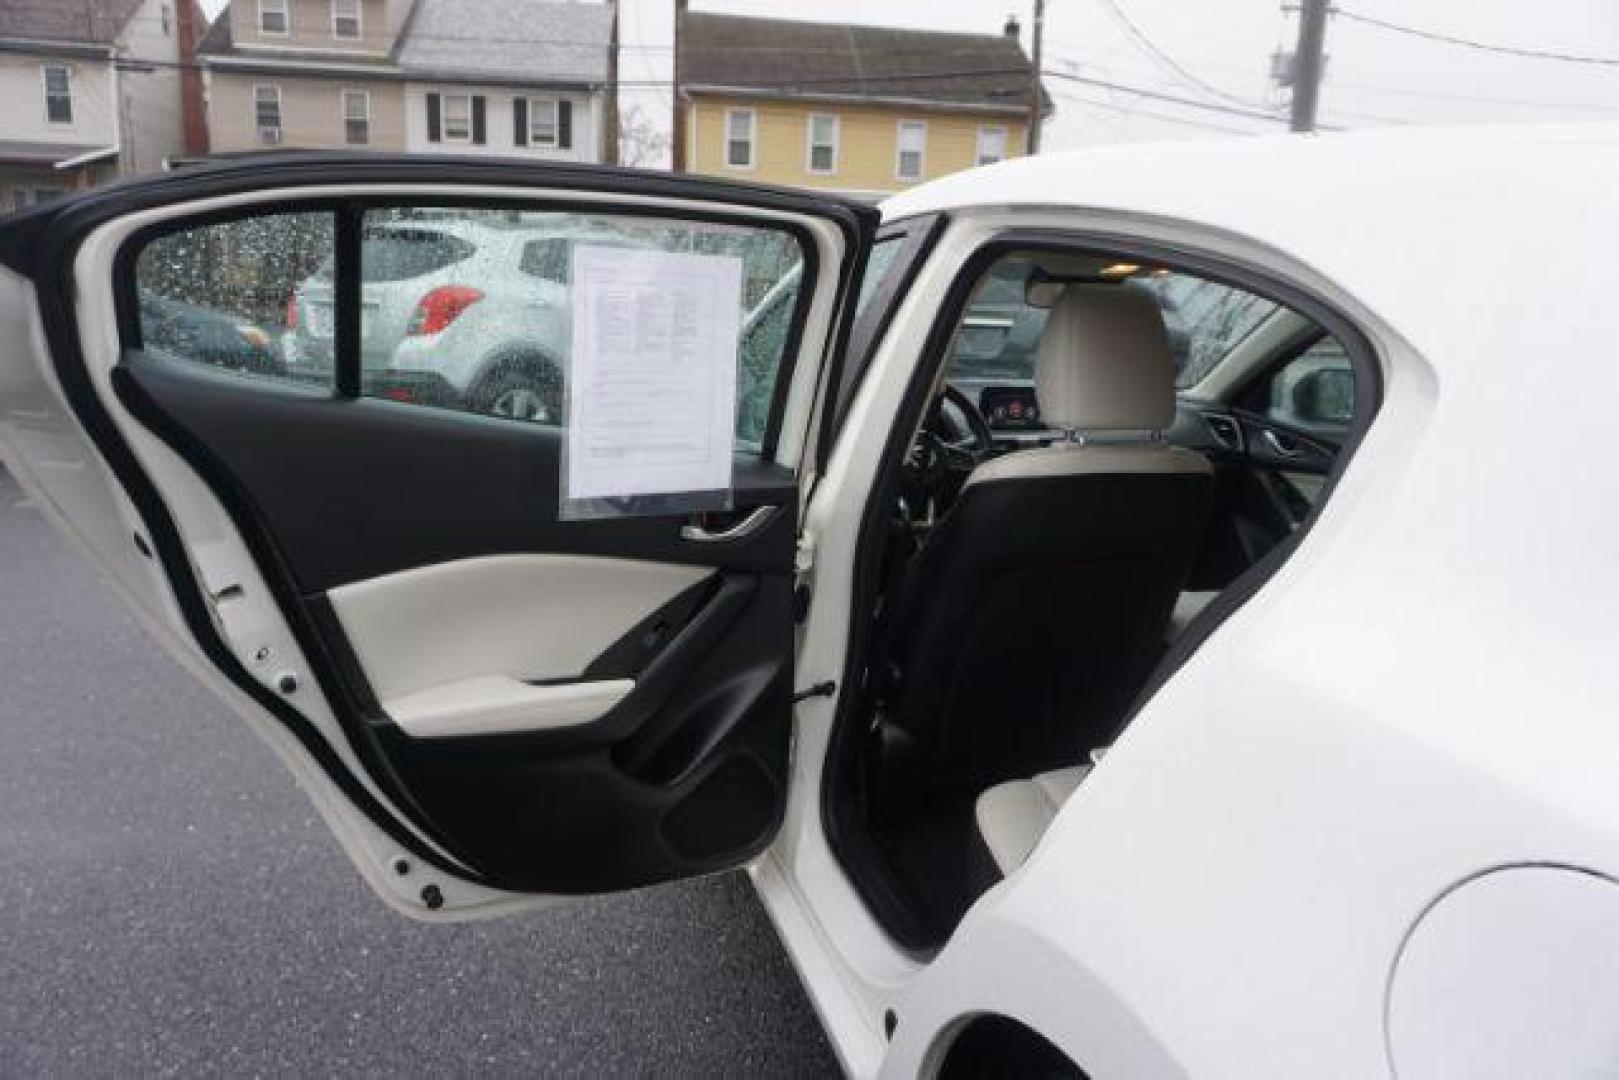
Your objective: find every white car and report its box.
[1,130,1616,1078]
[283,215,656,422]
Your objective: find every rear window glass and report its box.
[359,228,475,283]
[312,228,476,284]
[519,238,570,283]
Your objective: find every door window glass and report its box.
[132,211,334,386]
[126,205,812,454]
[1251,337,1356,433]
[855,236,903,318]
[1135,272,1279,388]
[351,206,805,449]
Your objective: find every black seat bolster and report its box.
[881,469,1213,789]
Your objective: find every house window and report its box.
[529,98,558,147]
[976,125,1008,166]
[806,113,837,175]
[725,108,755,169]
[14,187,65,212]
[259,0,288,35]
[161,3,171,34]
[342,89,370,144]
[442,94,471,141]
[42,64,72,124]
[896,120,927,181]
[333,0,360,40]
[254,84,282,143]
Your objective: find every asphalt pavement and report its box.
[0,467,839,1076]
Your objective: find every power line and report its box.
[1337,9,1619,67]
[1048,88,1259,135]
[1043,68,1328,127]
[1320,75,1619,112]
[114,49,1336,127]
[1094,0,1277,113]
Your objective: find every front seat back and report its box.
[878,284,1214,790]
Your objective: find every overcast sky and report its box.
[203,0,1619,161]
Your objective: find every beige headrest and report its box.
[1035,284,1176,434]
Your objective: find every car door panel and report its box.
[116,345,802,884]
[114,347,801,592]
[326,555,714,706]
[0,158,874,909]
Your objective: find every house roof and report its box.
[398,0,613,84]
[678,12,1046,114]
[200,0,613,85]
[0,0,143,46]
[196,3,404,68]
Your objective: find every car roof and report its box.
[882,122,1619,223]
[881,122,1619,385]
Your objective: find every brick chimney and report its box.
[177,0,208,156]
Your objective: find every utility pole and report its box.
[1288,0,1330,132]
[1028,0,1045,153]
[671,0,688,172]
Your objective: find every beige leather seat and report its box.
[973,765,1091,877]
[875,284,1214,794]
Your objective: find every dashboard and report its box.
[976,385,1043,431]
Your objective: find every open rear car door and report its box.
[0,157,874,916]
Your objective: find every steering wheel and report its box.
[932,383,997,467]
[900,384,998,525]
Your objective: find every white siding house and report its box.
[0,0,193,211]
[397,0,613,162]
[199,0,616,163]
[402,84,602,162]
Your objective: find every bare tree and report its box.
[618,105,673,170]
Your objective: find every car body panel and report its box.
[3,128,1618,1077]
[765,125,1619,1075]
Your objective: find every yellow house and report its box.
[675,11,1050,200]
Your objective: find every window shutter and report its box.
[426,92,441,142]
[471,95,487,144]
[513,97,528,147]
[558,100,573,150]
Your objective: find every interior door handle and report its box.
[680,505,779,543]
[1261,429,1302,458]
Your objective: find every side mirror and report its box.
[1289,366,1354,426]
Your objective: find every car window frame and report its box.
[820,224,1385,945]
[826,213,946,448]
[113,194,827,463]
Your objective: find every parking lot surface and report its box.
[0,469,838,1076]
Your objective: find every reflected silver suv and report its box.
[283,217,645,421]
